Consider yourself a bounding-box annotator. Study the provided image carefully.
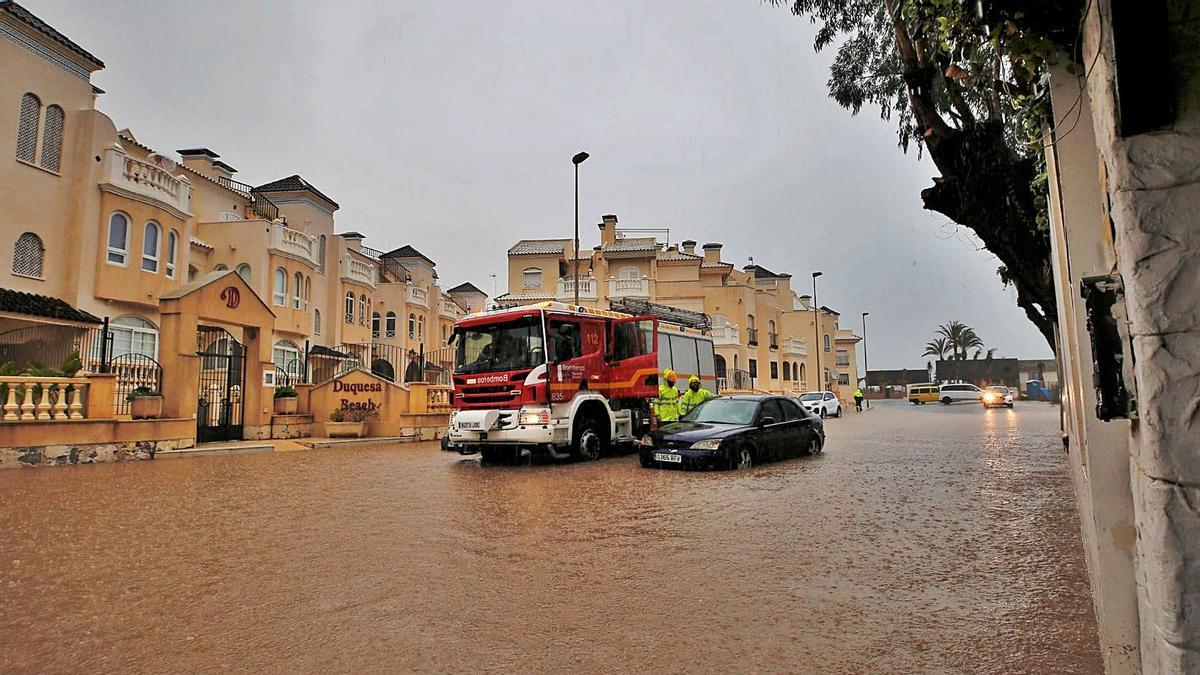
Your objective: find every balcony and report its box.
[768,332,779,350]
[711,324,740,347]
[556,276,598,301]
[269,222,321,267]
[782,336,807,357]
[339,256,377,288]
[608,276,650,299]
[746,327,759,346]
[100,146,191,215]
[406,285,429,308]
[439,297,463,319]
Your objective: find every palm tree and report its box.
[936,321,985,360]
[923,337,953,360]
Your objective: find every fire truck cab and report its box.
[448,302,713,464]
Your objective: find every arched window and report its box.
[106,213,129,265]
[359,294,367,325]
[273,268,287,306]
[746,314,756,329]
[12,232,44,278]
[39,105,63,172]
[314,308,322,335]
[371,312,381,338]
[619,265,639,281]
[344,292,355,323]
[318,235,327,271]
[15,93,39,162]
[188,265,198,282]
[165,230,178,278]
[141,222,161,272]
[110,315,158,358]
[768,319,776,334]
[823,334,831,353]
[293,271,303,308]
[303,276,311,310]
[418,315,424,339]
[441,324,448,342]
[236,264,251,284]
[522,267,542,290]
[798,363,806,386]
[214,264,228,271]
[408,313,416,338]
[385,311,396,338]
[272,340,302,377]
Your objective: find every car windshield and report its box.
[799,393,822,401]
[987,386,1007,393]
[454,317,545,374]
[681,398,758,425]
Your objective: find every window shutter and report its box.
[12,233,44,278]
[16,94,40,162]
[39,106,64,172]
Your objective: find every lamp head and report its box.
[572,151,590,165]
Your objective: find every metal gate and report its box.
[196,326,246,443]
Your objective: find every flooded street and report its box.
[0,401,1100,672]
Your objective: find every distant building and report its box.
[1017,359,1058,386]
[935,359,1020,387]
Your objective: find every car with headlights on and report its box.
[981,385,1015,408]
[639,395,825,470]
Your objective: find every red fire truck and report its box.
[448,301,717,464]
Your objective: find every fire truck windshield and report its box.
[454,317,546,374]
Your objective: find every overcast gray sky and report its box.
[31,0,1052,367]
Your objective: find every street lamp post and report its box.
[861,311,870,409]
[812,271,823,391]
[572,151,590,306]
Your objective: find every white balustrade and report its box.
[555,277,598,301]
[406,285,429,307]
[339,256,377,288]
[711,324,740,346]
[0,377,89,422]
[438,298,462,318]
[101,147,191,214]
[608,276,651,299]
[270,222,321,267]
[783,336,808,357]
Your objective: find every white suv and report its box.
[938,383,983,404]
[798,391,842,418]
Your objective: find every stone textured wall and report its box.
[0,438,195,469]
[1082,2,1200,670]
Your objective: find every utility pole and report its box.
[572,151,589,306]
[812,271,823,391]
[862,311,870,408]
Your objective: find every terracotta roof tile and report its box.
[0,1,103,68]
[509,239,570,256]
[0,287,102,324]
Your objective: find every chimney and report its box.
[177,148,219,179]
[702,242,722,265]
[340,231,365,251]
[797,294,812,310]
[682,240,697,255]
[598,214,618,246]
[211,160,237,181]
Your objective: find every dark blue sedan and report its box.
[639,395,825,470]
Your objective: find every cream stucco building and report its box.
[496,215,860,396]
[0,1,481,445]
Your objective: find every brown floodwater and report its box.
[0,401,1100,672]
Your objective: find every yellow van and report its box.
[907,383,939,405]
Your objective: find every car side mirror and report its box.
[758,416,775,426]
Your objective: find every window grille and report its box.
[39,105,63,172]
[12,232,44,278]
[16,94,39,162]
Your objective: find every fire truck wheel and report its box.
[572,418,605,461]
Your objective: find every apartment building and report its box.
[496,215,860,394]
[0,1,480,433]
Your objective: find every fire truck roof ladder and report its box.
[608,298,711,332]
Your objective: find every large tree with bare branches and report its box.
[768,1,1082,351]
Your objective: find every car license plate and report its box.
[653,452,682,463]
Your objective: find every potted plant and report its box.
[127,385,163,420]
[273,385,299,415]
[327,407,375,438]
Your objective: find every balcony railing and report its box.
[556,277,598,301]
[407,285,429,308]
[339,256,377,288]
[746,328,759,346]
[101,147,191,215]
[213,176,282,222]
[768,332,779,350]
[269,222,321,267]
[782,336,807,357]
[427,385,453,413]
[1,376,90,421]
[711,324,740,346]
[608,276,650,299]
